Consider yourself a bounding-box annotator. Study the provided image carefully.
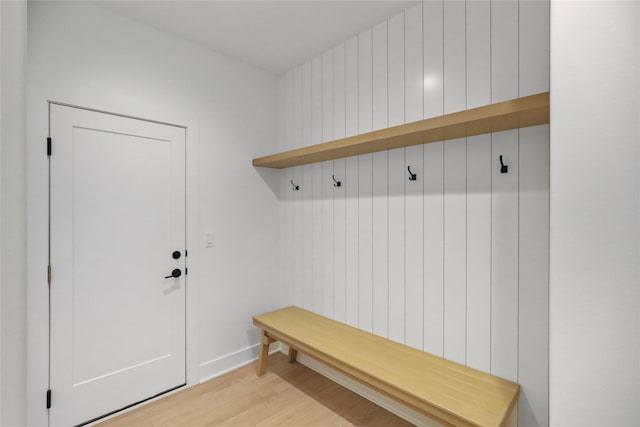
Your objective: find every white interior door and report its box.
[49,105,186,427]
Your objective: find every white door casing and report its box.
[49,105,186,426]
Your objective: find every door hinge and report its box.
[185,268,188,275]
[46,389,52,409]
[47,265,52,286]
[47,137,52,156]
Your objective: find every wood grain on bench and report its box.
[253,306,519,427]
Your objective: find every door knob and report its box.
[165,268,182,279]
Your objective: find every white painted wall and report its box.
[549,1,640,425]
[277,1,549,425]
[27,2,281,424]
[1,1,28,425]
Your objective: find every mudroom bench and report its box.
[252,306,519,427]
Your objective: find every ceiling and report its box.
[96,1,418,74]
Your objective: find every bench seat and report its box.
[253,306,519,427]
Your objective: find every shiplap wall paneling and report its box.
[387,11,405,344]
[491,0,520,383]
[518,1,550,424]
[442,0,467,365]
[490,130,519,382]
[345,36,359,328]
[358,29,374,332]
[491,0,518,103]
[423,1,443,120]
[518,125,549,426]
[422,0,445,357]
[332,43,347,324]
[465,0,492,373]
[404,2,424,351]
[292,65,303,308]
[301,61,313,310]
[311,58,323,314]
[519,0,549,97]
[423,142,444,356]
[371,20,388,339]
[275,1,550,425]
[321,51,334,319]
[443,138,467,365]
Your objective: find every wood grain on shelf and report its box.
[253,91,549,169]
[253,306,520,427]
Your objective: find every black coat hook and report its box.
[332,175,341,187]
[407,166,417,181]
[290,180,299,191]
[499,155,508,174]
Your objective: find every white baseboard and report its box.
[199,342,279,383]
[279,344,443,427]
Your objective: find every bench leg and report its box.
[256,331,271,376]
[288,347,298,363]
[505,402,518,427]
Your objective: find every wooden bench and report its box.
[253,306,519,427]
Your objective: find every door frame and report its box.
[27,98,201,426]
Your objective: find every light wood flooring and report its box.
[98,353,412,426]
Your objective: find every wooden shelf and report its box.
[253,91,549,169]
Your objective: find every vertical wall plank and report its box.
[358,30,373,134]
[466,135,491,371]
[358,30,374,332]
[491,0,518,102]
[519,0,549,96]
[293,66,303,149]
[405,144,424,350]
[358,155,373,332]
[443,138,467,365]
[424,0,444,120]
[491,129,519,382]
[519,1,549,423]
[388,147,405,344]
[345,155,359,327]
[345,36,359,327]
[423,0,445,355]
[333,158,346,323]
[301,61,313,310]
[333,44,347,322]
[312,161,323,313]
[372,20,389,338]
[372,21,388,132]
[302,163,313,311]
[466,0,491,109]
[322,51,334,143]
[491,0,519,383]
[333,44,346,141]
[404,3,424,350]
[321,52,335,319]
[292,66,303,308]
[302,61,312,147]
[443,0,466,114]
[311,58,323,314]
[322,160,334,318]
[405,3,423,123]
[283,72,294,305]
[345,37,359,138]
[293,166,304,308]
[387,11,405,344]
[372,151,388,338]
[388,12,405,127]
[465,0,491,372]
[518,125,549,426]
[423,142,444,355]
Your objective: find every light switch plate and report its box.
[205,232,214,248]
